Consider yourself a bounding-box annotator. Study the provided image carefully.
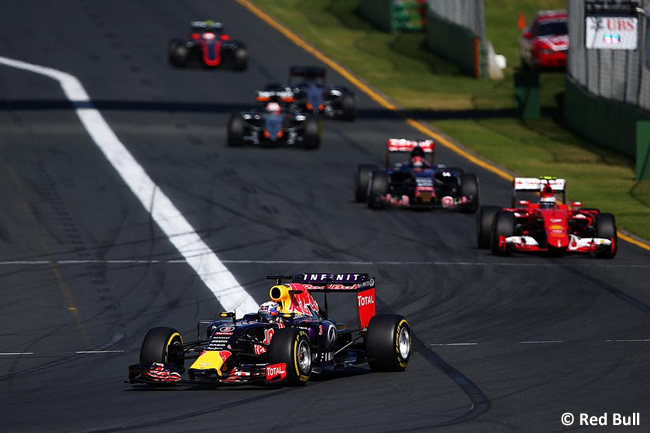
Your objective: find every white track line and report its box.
[75,350,125,354]
[0,56,257,316]
[0,259,648,268]
[0,352,34,356]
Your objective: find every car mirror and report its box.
[523,31,533,39]
[518,200,530,206]
[571,201,582,208]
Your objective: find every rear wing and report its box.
[255,90,295,104]
[386,138,435,167]
[267,273,376,330]
[512,177,567,206]
[190,20,223,31]
[289,66,326,79]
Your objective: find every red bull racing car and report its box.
[128,273,411,386]
[226,90,321,148]
[168,21,248,71]
[355,138,479,212]
[477,177,617,258]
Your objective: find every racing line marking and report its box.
[0,55,258,316]
[236,0,650,253]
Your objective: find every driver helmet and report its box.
[539,196,557,209]
[410,146,426,169]
[266,102,282,114]
[258,301,281,321]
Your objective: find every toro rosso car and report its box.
[267,66,356,121]
[128,273,411,386]
[477,177,617,258]
[355,138,479,212]
[519,10,568,70]
[227,90,321,148]
[168,21,248,71]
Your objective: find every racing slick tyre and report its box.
[354,164,378,203]
[366,314,411,372]
[595,212,617,259]
[268,328,312,386]
[227,113,245,147]
[140,327,185,369]
[233,47,249,71]
[168,40,188,68]
[477,205,501,249]
[367,171,388,209]
[491,211,515,256]
[341,93,357,121]
[459,173,479,213]
[304,117,321,149]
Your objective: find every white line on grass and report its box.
[0,56,257,316]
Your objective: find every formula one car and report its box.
[267,66,356,120]
[128,273,411,386]
[227,90,321,148]
[477,177,617,258]
[168,21,248,71]
[355,138,479,212]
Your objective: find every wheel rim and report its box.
[398,326,410,359]
[297,340,311,374]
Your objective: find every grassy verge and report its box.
[249,0,650,241]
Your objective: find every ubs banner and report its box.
[585,0,639,50]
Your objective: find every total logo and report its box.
[265,363,287,381]
[358,295,374,306]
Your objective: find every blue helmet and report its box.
[258,301,281,321]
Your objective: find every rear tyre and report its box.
[227,113,245,147]
[354,164,378,203]
[140,327,185,369]
[459,173,479,213]
[595,212,617,258]
[233,47,249,71]
[367,171,389,209]
[304,117,321,149]
[491,211,515,256]
[268,328,312,386]
[477,205,501,249]
[341,93,357,121]
[366,315,411,372]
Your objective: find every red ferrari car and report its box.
[519,10,568,70]
[477,177,617,258]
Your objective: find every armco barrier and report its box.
[426,10,484,78]
[564,76,650,179]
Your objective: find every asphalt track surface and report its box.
[0,1,649,432]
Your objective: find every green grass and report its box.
[250,0,650,241]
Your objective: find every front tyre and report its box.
[354,164,378,203]
[268,328,312,386]
[140,327,185,369]
[459,173,479,213]
[341,93,357,121]
[233,47,249,71]
[366,315,411,372]
[595,212,617,259]
[304,117,321,149]
[227,113,245,147]
[367,170,389,209]
[477,205,501,249]
[491,211,515,256]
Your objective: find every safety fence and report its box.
[564,0,650,178]
[566,0,650,110]
[424,0,488,78]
